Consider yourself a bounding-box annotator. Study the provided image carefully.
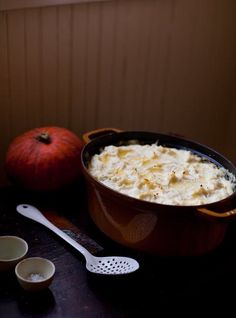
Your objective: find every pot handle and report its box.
[82,128,122,144]
[197,208,236,220]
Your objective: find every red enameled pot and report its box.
[81,128,236,256]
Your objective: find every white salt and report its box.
[27,273,45,282]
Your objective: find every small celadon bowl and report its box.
[0,236,28,271]
[15,257,55,292]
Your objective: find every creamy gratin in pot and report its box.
[81,128,236,256]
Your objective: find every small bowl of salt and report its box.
[15,257,55,292]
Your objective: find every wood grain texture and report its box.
[24,9,42,128]
[0,0,236,185]
[0,12,11,185]
[70,4,87,133]
[7,10,27,134]
[0,0,111,11]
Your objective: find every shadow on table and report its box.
[86,232,236,316]
[17,288,56,316]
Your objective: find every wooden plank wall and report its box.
[0,0,236,185]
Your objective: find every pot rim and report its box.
[81,129,236,211]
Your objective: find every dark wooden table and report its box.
[1,181,236,317]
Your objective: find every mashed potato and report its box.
[88,144,235,206]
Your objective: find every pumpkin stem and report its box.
[35,132,51,144]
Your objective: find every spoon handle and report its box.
[16,204,92,259]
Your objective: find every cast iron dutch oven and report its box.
[81,128,236,256]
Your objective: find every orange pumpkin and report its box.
[5,127,83,191]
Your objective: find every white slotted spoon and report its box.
[16,204,139,275]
